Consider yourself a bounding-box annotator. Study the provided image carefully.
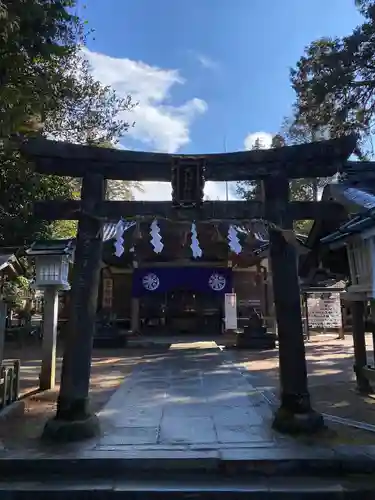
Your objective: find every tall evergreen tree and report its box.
[0,1,137,246]
[290,0,375,158]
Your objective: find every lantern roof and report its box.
[26,239,75,257]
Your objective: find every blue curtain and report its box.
[132,267,233,296]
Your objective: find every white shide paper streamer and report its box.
[150,219,164,254]
[190,222,202,258]
[228,224,242,255]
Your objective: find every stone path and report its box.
[3,340,375,481]
[96,341,291,457]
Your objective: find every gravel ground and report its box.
[230,333,375,444]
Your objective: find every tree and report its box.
[355,0,375,16]
[277,115,334,234]
[290,0,375,158]
[237,131,314,206]
[0,0,83,245]
[2,276,30,310]
[43,57,136,145]
[236,126,321,235]
[0,1,137,247]
[236,136,266,201]
[0,149,75,246]
[90,140,143,202]
[0,0,84,137]
[279,113,332,201]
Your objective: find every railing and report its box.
[0,360,20,410]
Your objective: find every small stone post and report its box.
[39,286,59,391]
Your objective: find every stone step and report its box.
[1,446,375,480]
[0,476,374,499]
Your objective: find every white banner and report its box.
[225,293,237,330]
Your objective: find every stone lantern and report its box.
[27,240,74,390]
[321,217,375,392]
[33,254,71,291]
[345,233,375,299]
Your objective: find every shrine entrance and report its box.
[140,289,223,335]
[21,134,357,440]
[133,265,231,335]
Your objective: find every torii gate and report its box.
[20,134,356,441]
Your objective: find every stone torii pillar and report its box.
[42,173,105,442]
[263,175,324,434]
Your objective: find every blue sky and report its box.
[79,0,363,199]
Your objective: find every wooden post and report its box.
[266,264,276,333]
[352,300,372,394]
[131,298,140,333]
[263,176,323,434]
[42,173,105,442]
[0,300,6,368]
[131,261,140,334]
[39,287,59,390]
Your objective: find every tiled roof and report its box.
[26,221,310,257]
[0,254,15,272]
[321,181,375,245]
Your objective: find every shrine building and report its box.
[29,220,308,336]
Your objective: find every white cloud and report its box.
[83,48,207,154]
[196,54,219,71]
[134,181,238,201]
[187,50,219,71]
[244,131,273,150]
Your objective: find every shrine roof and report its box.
[0,252,24,276]
[19,135,357,181]
[26,224,310,268]
[299,166,375,279]
[320,177,375,246]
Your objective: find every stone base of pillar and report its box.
[356,385,373,395]
[354,364,373,394]
[41,396,100,442]
[42,414,100,443]
[272,393,325,435]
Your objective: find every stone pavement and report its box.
[96,341,285,457]
[3,340,375,489]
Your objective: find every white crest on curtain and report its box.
[228,225,242,254]
[113,220,136,257]
[190,222,202,258]
[150,219,164,253]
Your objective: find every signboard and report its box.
[307,292,342,329]
[225,293,237,330]
[102,278,113,309]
